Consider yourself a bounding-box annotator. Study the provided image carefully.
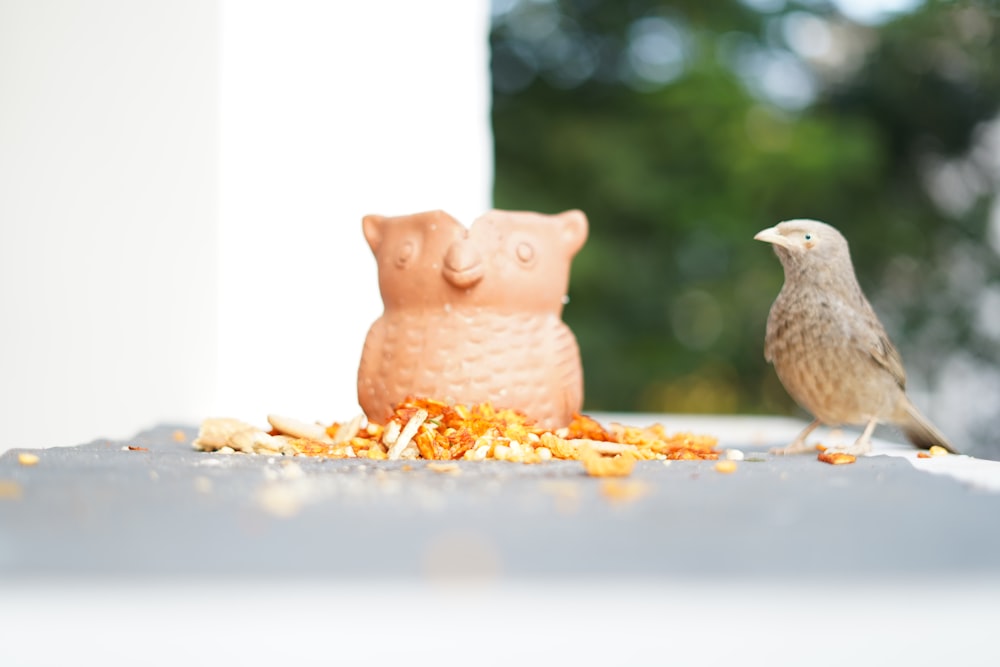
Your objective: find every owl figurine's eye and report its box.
[515,242,535,266]
[395,240,416,268]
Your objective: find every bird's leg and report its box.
[827,417,877,456]
[770,419,821,456]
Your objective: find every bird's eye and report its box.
[804,233,813,241]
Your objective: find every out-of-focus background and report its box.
[491,0,1000,459]
[0,0,492,453]
[2,0,999,459]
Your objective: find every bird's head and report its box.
[753,219,851,274]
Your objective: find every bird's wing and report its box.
[762,300,786,364]
[871,330,907,389]
[818,286,908,390]
[848,300,907,390]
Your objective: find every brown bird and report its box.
[755,219,957,456]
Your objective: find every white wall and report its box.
[0,0,220,451]
[217,0,494,424]
[0,0,493,452]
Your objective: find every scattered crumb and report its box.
[580,447,636,477]
[928,445,949,458]
[126,445,149,452]
[17,453,39,467]
[815,444,827,452]
[539,481,581,514]
[387,409,428,460]
[257,484,303,518]
[600,479,649,503]
[714,460,738,474]
[193,398,719,463]
[0,480,23,500]
[332,414,364,444]
[267,414,335,445]
[818,451,856,465]
[278,461,305,479]
[724,449,744,461]
[916,452,931,459]
[746,453,768,462]
[172,430,188,443]
[426,462,461,474]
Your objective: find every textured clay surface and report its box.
[357,209,588,428]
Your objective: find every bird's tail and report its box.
[899,400,958,454]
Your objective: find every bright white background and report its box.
[0,0,493,453]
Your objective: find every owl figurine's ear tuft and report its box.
[362,214,385,253]
[558,209,589,256]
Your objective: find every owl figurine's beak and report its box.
[442,239,485,289]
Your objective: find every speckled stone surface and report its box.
[2,422,998,578]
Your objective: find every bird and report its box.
[754,219,957,456]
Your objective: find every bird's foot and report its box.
[823,419,877,457]
[769,440,816,456]
[824,438,872,457]
[768,418,822,456]
[826,426,877,456]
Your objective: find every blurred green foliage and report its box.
[490,0,1000,451]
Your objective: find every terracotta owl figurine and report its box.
[357,208,588,429]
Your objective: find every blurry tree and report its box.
[490,0,1000,457]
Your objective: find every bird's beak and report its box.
[754,226,791,248]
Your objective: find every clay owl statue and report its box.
[357,208,588,428]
